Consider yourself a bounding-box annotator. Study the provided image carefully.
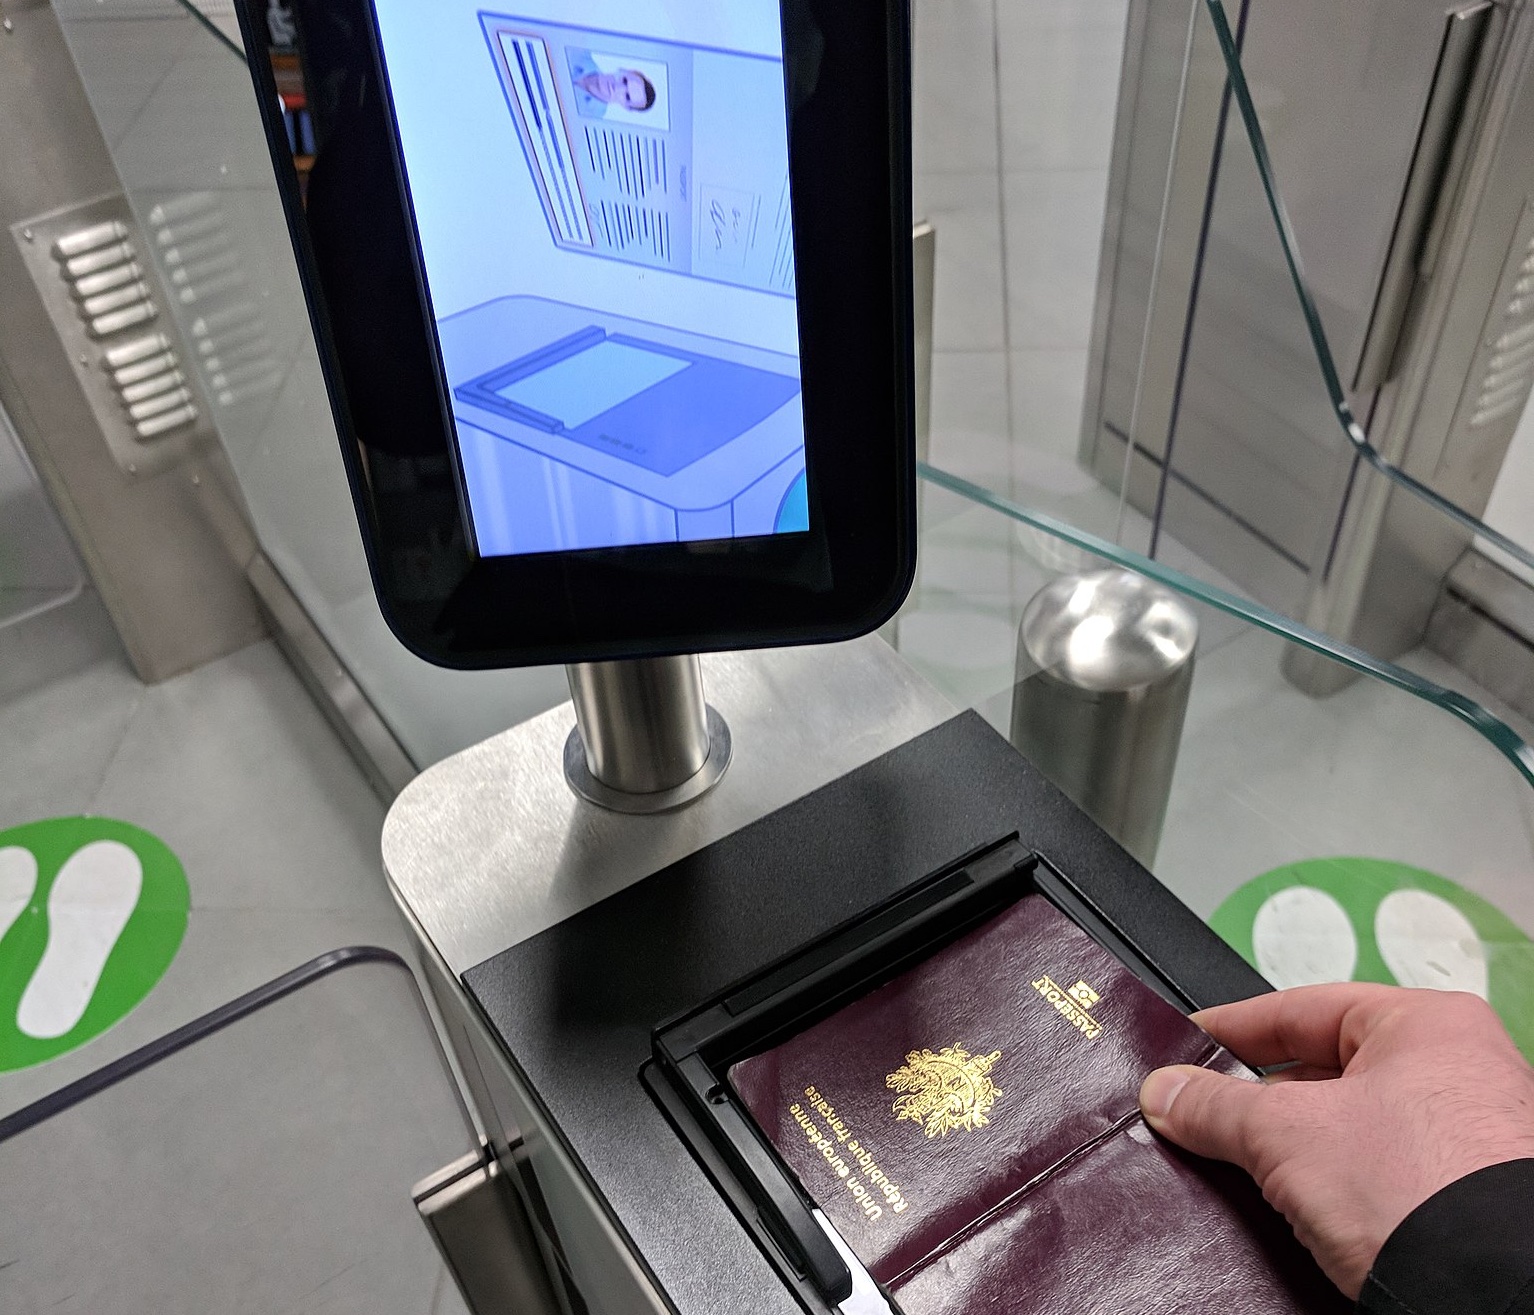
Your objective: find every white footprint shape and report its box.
[1252,886,1359,990]
[16,840,143,1040]
[0,847,38,944]
[1375,889,1489,999]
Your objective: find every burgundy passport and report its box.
[727,894,1347,1313]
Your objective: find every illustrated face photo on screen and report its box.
[369,1,808,559]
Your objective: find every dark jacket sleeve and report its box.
[1357,1159,1534,1314]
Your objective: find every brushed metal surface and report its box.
[382,637,957,977]
[1017,568,1198,691]
[1427,582,1534,722]
[566,656,714,797]
[1426,548,1534,721]
[408,927,668,1315]
[1081,0,1231,491]
[1091,0,1501,616]
[562,707,732,814]
[1011,569,1196,864]
[1354,4,1496,393]
[413,1151,563,1315]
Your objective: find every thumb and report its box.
[1139,1064,1269,1175]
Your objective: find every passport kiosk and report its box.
[241,2,1272,1312]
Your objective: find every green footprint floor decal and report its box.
[0,818,189,1072]
[1211,858,1534,1059]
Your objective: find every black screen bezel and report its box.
[237,0,915,670]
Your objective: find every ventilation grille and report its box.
[14,194,214,477]
[1470,227,1534,430]
[52,220,198,442]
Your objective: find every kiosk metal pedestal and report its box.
[563,656,732,815]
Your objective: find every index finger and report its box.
[1190,982,1407,1070]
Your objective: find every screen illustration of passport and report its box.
[370,1,806,556]
[727,896,1348,1314]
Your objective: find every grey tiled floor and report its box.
[1162,636,1534,926]
[0,628,398,1119]
[0,596,467,1313]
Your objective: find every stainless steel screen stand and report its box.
[563,656,732,814]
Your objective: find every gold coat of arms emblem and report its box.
[886,1044,1003,1138]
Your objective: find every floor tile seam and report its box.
[1007,338,1096,355]
[1220,786,1329,854]
[184,899,403,916]
[92,13,202,155]
[999,166,1114,186]
[81,686,149,817]
[1186,627,1288,676]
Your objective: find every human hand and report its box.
[1138,983,1534,1299]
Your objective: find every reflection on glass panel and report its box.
[965,0,1534,715]
[1200,0,1534,577]
[1081,0,1534,668]
[176,0,246,56]
[46,0,1534,781]
[914,462,1534,781]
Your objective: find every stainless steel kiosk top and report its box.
[382,637,955,978]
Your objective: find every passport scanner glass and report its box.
[239,0,914,667]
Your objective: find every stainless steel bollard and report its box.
[1009,569,1197,866]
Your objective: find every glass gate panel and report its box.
[51,0,570,771]
[0,950,477,1315]
[895,467,1534,1055]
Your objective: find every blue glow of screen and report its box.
[496,341,688,429]
[370,1,807,557]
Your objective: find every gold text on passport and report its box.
[1032,975,1105,1039]
[788,1084,911,1220]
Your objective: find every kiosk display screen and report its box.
[370,1,808,558]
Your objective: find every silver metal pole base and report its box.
[562,707,731,814]
[563,655,732,814]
